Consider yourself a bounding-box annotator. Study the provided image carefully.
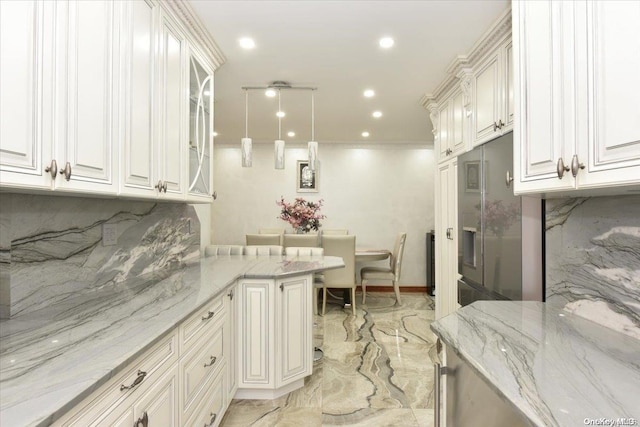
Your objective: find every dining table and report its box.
[355,248,391,263]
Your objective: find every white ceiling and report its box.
[190,0,510,145]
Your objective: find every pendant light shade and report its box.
[241,90,252,167]
[275,140,285,169]
[274,90,285,169]
[308,90,318,171]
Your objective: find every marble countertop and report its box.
[430,301,640,427]
[0,255,344,427]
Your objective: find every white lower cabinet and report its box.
[237,275,313,398]
[434,158,458,320]
[53,275,314,425]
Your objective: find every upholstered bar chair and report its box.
[321,235,356,316]
[246,233,281,246]
[361,232,407,305]
[285,247,325,315]
[244,245,284,255]
[283,233,319,248]
[259,228,285,245]
[204,245,244,256]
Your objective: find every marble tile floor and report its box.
[220,292,437,427]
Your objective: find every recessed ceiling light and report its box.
[364,89,375,98]
[379,37,394,49]
[239,37,255,49]
[362,131,370,137]
[212,132,218,137]
[372,111,383,118]
[204,90,211,96]
[276,111,285,118]
[287,131,295,137]
[265,88,277,97]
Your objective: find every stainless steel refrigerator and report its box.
[457,133,544,305]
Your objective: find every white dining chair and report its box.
[244,245,284,255]
[285,247,325,315]
[259,228,285,245]
[204,245,244,256]
[283,233,320,248]
[361,232,407,305]
[246,233,281,246]
[321,235,356,315]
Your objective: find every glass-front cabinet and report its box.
[188,50,214,201]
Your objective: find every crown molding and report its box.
[421,7,511,108]
[163,0,226,69]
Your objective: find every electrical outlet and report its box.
[102,223,117,246]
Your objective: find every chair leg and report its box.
[322,286,327,315]
[393,280,401,305]
[351,287,356,316]
[313,288,318,316]
[361,279,367,304]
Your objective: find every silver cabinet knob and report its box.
[155,180,164,192]
[162,182,168,193]
[570,154,585,177]
[45,160,58,179]
[498,119,505,129]
[493,122,498,132]
[212,191,217,200]
[58,162,72,181]
[505,170,514,188]
[556,158,569,179]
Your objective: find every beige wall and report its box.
[211,142,435,286]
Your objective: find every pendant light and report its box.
[274,89,285,169]
[241,89,252,167]
[308,89,318,171]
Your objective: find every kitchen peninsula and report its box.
[0,255,344,427]
[431,301,640,427]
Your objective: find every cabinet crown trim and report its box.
[163,0,226,69]
[421,7,511,106]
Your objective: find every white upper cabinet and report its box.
[513,0,640,195]
[54,0,119,194]
[158,13,187,200]
[120,0,158,198]
[0,1,54,189]
[472,37,513,147]
[0,0,223,203]
[187,50,214,202]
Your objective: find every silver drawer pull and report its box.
[202,311,215,321]
[120,370,147,391]
[204,412,217,427]
[204,356,217,368]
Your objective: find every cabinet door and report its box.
[512,0,576,194]
[54,0,117,194]
[438,101,451,160]
[503,40,515,130]
[0,0,53,189]
[451,90,468,156]
[131,366,180,427]
[473,52,501,145]
[225,285,238,398]
[187,51,214,202]
[576,0,640,189]
[157,13,187,200]
[238,280,273,387]
[120,0,158,198]
[276,276,312,387]
[435,159,458,320]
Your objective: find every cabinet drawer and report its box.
[181,320,225,420]
[180,294,225,350]
[185,368,226,427]
[57,331,178,426]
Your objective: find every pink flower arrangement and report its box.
[276,196,326,233]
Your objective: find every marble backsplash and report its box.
[0,193,200,319]
[545,195,640,340]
